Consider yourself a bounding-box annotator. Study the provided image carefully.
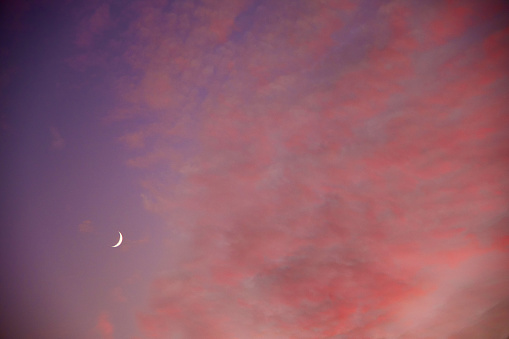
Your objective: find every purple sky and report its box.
[1,0,509,338]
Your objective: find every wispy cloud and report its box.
[96,311,114,339]
[113,286,127,303]
[50,126,65,150]
[78,220,94,233]
[76,3,110,48]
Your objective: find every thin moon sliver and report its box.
[112,232,123,247]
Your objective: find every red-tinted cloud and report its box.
[96,312,114,339]
[102,0,509,338]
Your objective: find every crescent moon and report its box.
[112,232,123,248]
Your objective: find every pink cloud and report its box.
[103,0,509,338]
[196,0,249,43]
[96,312,114,339]
[428,0,476,45]
[78,220,94,233]
[76,3,110,48]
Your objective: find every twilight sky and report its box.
[1,0,509,338]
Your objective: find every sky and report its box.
[1,0,508,338]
